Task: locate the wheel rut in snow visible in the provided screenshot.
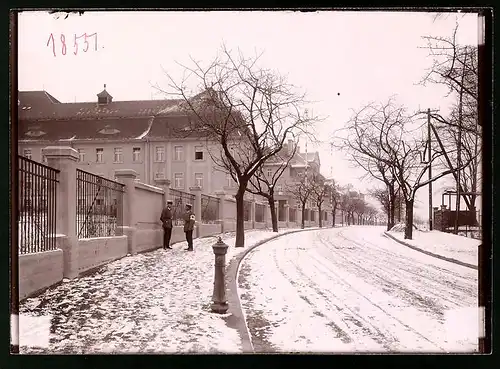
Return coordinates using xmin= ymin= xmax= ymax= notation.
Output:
xmin=271 ymin=247 xmax=396 ymax=351
xmin=329 ymin=231 xmax=477 ymax=307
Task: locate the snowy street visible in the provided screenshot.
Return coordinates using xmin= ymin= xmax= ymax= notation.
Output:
xmin=238 ymin=226 xmax=479 ymax=353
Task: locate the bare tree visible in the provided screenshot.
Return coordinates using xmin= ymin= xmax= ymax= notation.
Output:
xmin=329 ymin=179 xmax=341 ymax=228
xmin=333 ymin=106 xmax=401 ymax=230
xmin=288 ymin=174 xmax=314 ymax=229
xmin=246 ymin=143 xmax=298 ymax=232
xmin=369 ymin=187 xmax=392 ymax=230
xmin=419 ymin=23 xmax=481 ymax=223
xmin=158 ymin=45 xmax=317 ymax=247
xmin=340 ymin=98 xmax=474 ymax=239
xmin=311 ymin=173 xmax=330 ymax=228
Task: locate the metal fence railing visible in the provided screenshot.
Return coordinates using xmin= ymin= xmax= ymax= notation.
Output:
xmin=255 ymin=203 xmax=265 ymax=223
xmin=201 ymin=194 xmax=219 ymax=224
xmin=18 ymin=155 xmax=59 ymax=254
xmin=76 ymin=169 xmax=124 ymax=238
xmin=243 ymin=200 xmax=252 ymax=222
xmin=169 ymin=188 xmax=196 ymax=226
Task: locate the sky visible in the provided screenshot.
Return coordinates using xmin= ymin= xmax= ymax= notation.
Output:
xmin=17 ymin=10 xmax=479 ymax=217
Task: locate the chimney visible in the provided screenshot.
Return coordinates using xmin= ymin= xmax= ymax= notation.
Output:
xmin=288 ymin=139 xmax=294 ymax=154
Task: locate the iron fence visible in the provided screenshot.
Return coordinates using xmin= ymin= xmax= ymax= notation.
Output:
xmin=18 ymin=155 xmax=59 ymax=254
xmin=169 ymin=188 xmax=196 ymax=226
xmin=243 ymin=200 xmax=251 ymax=222
xmin=255 ymin=203 xmax=265 ymax=223
xmin=76 ymin=169 xmax=124 ymax=238
xmin=201 ymin=194 xmax=220 ymax=224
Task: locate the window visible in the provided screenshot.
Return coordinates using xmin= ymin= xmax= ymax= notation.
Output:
xmin=23 ymin=149 xmax=32 ymax=160
xmin=114 ymin=148 xmax=123 ymax=163
xmin=174 ymin=173 xmax=184 ymax=189
xmin=267 ymin=168 xmax=272 ymax=177
xmin=174 ymin=146 xmax=183 ymax=161
xmin=194 ymin=173 xmax=203 ymax=188
xmin=155 ymin=146 xmax=165 ymax=162
xmin=276 ymin=185 xmax=283 ymax=193
xmin=155 ymin=170 xmax=165 ymax=179
xmin=194 ymin=146 xmax=204 ymax=160
xmin=133 ymin=147 xmax=141 ymax=162
xmin=96 ymin=148 xmax=103 ymax=163
xmin=78 ymin=149 xmax=85 ymax=162
xmin=226 ymin=173 xmax=232 ymax=187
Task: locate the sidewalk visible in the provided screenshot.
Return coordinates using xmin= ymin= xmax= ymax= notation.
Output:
xmin=18 ymin=226 xmax=311 ymax=354
xmin=384 ymin=227 xmax=480 ymax=269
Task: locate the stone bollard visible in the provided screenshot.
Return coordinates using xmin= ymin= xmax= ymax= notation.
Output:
xmin=211 ymin=236 xmax=229 ymax=314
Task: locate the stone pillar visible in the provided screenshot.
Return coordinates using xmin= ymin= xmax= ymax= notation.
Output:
xmin=115 ymin=169 xmax=138 ymax=255
xmin=43 ymin=146 xmax=79 ymax=279
xmin=190 ymin=186 xmax=202 ymax=238
xmin=284 ymin=203 xmax=290 ymax=228
xmin=215 ymin=190 xmax=226 ymax=233
xmin=251 ymin=198 xmax=256 ymax=229
xmin=155 ymin=178 xmax=171 ymax=206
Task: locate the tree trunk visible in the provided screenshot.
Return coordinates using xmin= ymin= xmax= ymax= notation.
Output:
xmin=388 ymin=186 xmax=396 ymax=231
xmin=332 ymin=205 xmax=337 ymax=228
xmin=318 ymin=205 xmax=323 ymax=228
xmin=235 ymin=185 xmax=247 ymax=247
xmin=301 ymin=202 xmax=306 ymax=229
xmin=268 ymin=197 xmax=278 ymax=232
xmin=404 ymin=198 xmax=415 ymax=240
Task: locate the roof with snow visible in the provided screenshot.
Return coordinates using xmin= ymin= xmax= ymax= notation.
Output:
xmin=19 ymin=117 xmax=155 ymax=141
xmin=17 ymin=88 xmax=249 ymax=142
xmin=18 ymin=90 xmax=183 ymax=121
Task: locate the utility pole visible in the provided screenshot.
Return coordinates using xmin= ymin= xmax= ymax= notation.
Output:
xmin=422 ymin=108 xmax=439 ymax=230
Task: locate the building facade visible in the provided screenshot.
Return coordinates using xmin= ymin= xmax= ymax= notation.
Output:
xmin=18 ymin=87 xmax=329 ymax=221
xmin=18 ymin=87 xmax=237 ymax=195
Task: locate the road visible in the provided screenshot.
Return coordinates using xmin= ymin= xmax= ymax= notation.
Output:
xmin=237 ymin=226 xmax=478 ymax=353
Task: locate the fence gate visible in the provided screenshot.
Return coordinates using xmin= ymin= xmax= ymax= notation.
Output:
xmin=18 ymin=155 xmax=59 ymax=254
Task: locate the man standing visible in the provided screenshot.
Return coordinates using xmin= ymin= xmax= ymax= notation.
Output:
xmin=183 ymin=203 xmax=196 ymax=251
xmin=160 ymin=200 xmax=173 ymax=250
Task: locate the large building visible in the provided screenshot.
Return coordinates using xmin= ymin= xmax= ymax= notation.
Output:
xmin=18 ymin=86 xmax=239 ymax=195
xmin=18 ymin=86 xmax=325 ymax=214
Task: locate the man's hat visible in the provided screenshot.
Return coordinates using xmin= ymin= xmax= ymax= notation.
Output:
xmin=167 ymin=200 xmax=173 ymax=204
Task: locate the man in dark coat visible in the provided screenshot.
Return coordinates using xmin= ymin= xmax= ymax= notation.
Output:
xmin=183 ymin=203 xmax=196 ymax=251
xmin=160 ymin=200 xmax=173 ymax=249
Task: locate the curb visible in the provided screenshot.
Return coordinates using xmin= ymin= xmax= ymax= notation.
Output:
xmin=383 ymin=231 xmax=478 ymax=270
xmin=225 ymin=227 xmax=321 ymax=353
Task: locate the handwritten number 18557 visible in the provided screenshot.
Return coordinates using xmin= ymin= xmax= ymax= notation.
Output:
xmin=47 ymin=33 xmax=98 ymax=57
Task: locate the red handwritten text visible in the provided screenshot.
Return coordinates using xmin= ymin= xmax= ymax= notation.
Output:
xmin=47 ymin=33 xmax=98 ymax=57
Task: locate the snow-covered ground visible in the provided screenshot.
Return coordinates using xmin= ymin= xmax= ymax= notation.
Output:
xmin=387 ymin=226 xmax=480 ymax=266
xmin=238 ymin=226 xmax=479 ymax=353
xmin=19 ymin=227 xmax=303 ymax=354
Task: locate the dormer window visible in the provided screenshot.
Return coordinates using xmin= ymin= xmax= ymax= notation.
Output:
xmin=97 ymin=84 xmax=113 ymax=106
